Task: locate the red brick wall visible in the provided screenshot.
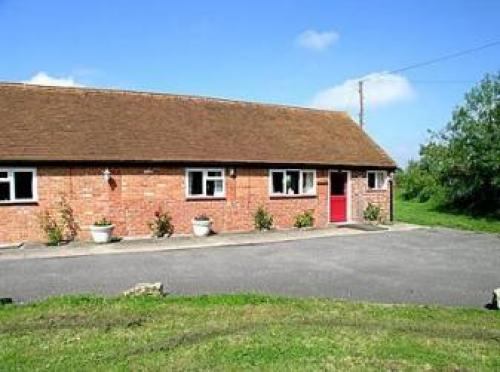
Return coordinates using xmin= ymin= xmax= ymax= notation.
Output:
xmin=350 ymin=170 xmax=391 ymax=222
xmin=0 ymin=166 xmax=390 ymax=243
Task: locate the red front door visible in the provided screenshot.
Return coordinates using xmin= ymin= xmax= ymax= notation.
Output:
xmin=330 ymin=172 xmax=347 ymax=222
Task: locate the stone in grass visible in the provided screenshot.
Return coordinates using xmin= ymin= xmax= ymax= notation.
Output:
xmin=123 ymin=282 xmax=166 ymax=297
xmin=492 ymin=288 xmax=500 ymax=310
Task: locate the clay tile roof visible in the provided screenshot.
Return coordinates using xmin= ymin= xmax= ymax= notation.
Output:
xmin=0 ymin=83 xmax=396 ymax=168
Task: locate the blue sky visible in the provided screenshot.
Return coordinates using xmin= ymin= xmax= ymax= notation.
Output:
xmin=1 ymin=0 xmax=499 ymax=166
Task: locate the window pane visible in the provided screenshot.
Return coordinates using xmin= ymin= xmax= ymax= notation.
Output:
xmin=302 ymin=172 xmax=314 ymax=194
xmin=188 ymin=171 xmax=203 ymax=195
xmin=272 ymin=172 xmax=284 ymax=194
xmin=0 ymin=182 xmax=10 ymax=201
xmin=0 ymin=172 xmax=7 ymax=178
xmin=207 ymin=171 xmax=222 ymax=177
xmin=331 ymin=172 xmax=346 ymax=195
xmin=376 ymin=172 xmax=386 ymax=188
xmin=206 ymin=180 xmax=214 ymax=196
xmin=286 ymin=171 xmax=299 ymax=195
xmin=214 ymin=180 xmax=223 ymax=195
xmin=14 ymin=172 xmax=33 ymax=199
xmin=207 ymin=179 xmax=223 ymax=196
xmin=367 ymin=172 xmax=376 ymax=189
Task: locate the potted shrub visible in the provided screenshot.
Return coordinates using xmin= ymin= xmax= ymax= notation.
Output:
xmin=89 ymin=218 xmax=115 ymax=243
xmin=192 ymin=214 xmax=212 ymax=237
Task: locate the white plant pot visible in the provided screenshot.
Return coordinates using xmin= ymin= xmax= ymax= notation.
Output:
xmin=89 ymin=225 xmax=115 ymax=243
xmin=192 ymin=219 xmax=212 ymax=237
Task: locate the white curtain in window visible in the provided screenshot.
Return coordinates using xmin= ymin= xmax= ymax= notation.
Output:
xmin=302 ymin=171 xmax=314 ymax=194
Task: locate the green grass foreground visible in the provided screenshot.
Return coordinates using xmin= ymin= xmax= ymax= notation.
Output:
xmin=395 ymin=195 xmax=500 ymax=234
xmin=1 ymin=294 xmax=499 ymax=370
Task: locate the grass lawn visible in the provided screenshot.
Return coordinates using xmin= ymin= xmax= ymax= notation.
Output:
xmin=1 ymin=295 xmax=499 ymax=370
xmin=395 ymin=195 xmax=500 ymax=234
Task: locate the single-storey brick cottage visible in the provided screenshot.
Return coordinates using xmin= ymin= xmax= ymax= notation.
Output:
xmin=0 ymin=83 xmax=396 ymax=243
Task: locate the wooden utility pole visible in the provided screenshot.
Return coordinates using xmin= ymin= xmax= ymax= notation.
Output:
xmin=358 ymin=80 xmax=364 ymax=129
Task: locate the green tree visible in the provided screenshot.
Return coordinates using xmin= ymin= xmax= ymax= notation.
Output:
xmin=395 ymin=160 xmax=439 ymax=202
xmin=419 ymin=72 xmax=500 ymax=214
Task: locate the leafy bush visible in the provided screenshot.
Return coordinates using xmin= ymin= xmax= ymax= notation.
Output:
xmin=38 ymin=210 xmax=64 ymax=246
xmin=59 ymin=196 xmax=79 ymax=240
xmin=38 ymin=196 xmax=79 ymax=246
xmin=363 ymin=203 xmax=381 ymax=223
xmin=294 ymin=210 xmax=314 ymax=228
xmin=254 ymin=206 xmax=274 ymax=230
xmin=395 ymin=162 xmax=441 ymax=203
xmin=148 ymin=209 xmax=174 ymax=238
xmin=93 ymin=218 xmax=113 ymax=226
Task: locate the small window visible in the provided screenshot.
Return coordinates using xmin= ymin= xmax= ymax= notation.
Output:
xmin=206 ymin=179 xmax=223 ymax=196
xmin=367 ymin=171 xmax=387 ymax=190
xmin=0 ymin=182 xmax=10 ymax=201
xmin=302 ymin=171 xmax=315 ymax=194
xmin=14 ymin=172 xmax=34 ymax=199
xmin=0 ymin=168 xmax=37 ymax=203
xmin=286 ymin=171 xmax=300 ymax=195
xmin=207 ymin=171 xmax=222 ymax=177
xmin=188 ymin=171 xmax=203 ymax=195
xmin=269 ymin=170 xmax=316 ymax=196
xmin=186 ymin=168 xmax=225 ymax=198
xmin=272 ymin=171 xmax=284 ymax=194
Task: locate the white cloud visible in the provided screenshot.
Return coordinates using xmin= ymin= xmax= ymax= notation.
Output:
xmin=296 ymin=29 xmax=339 ymax=51
xmin=310 ymin=72 xmax=414 ymax=111
xmin=23 ymin=72 xmax=83 ymax=87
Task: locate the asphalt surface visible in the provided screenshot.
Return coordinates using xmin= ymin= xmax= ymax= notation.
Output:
xmin=1 ymin=228 xmax=499 ymax=307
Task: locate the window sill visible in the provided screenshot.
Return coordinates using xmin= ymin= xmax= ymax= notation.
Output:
xmin=270 ymin=194 xmax=317 ymax=199
xmin=0 ymin=200 xmax=38 ymax=206
xmin=366 ymin=188 xmax=387 ymax=193
xmin=185 ymin=196 xmax=226 ymax=201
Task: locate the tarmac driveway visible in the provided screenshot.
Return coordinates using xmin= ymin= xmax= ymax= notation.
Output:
xmin=0 ymin=228 xmax=498 ymax=307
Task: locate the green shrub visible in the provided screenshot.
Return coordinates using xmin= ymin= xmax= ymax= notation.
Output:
xmin=254 ymin=206 xmax=274 ymax=230
xmin=395 ymin=162 xmax=440 ymax=202
xmin=38 ymin=196 xmax=79 ymax=246
xmin=148 ymin=209 xmax=174 ymax=238
xmin=59 ymin=196 xmax=79 ymax=240
xmin=363 ymin=203 xmax=381 ymax=223
xmin=294 ymin=210 xmax=314 ymax=228
xmin=38 ymin=210 xmax=64 ymax=246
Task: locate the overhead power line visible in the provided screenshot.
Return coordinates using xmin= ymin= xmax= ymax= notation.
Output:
xmin=388 ymin=39 xmax=500 ymax=74
xmin=408 ymin=80 xmax=476 ymax=84
xmin=357 ymin=39 xmax=500 ymax=129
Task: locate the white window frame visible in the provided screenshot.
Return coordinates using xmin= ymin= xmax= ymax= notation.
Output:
xmin=185 ymin=168 xmax=225 ymax=199
xmin=269 ymin=169 xmax=316 ymax=197
xmin=0 ymin=167 xmax=38 ymax=204
xmin=367 ymin=170 xmax=387 ymax=190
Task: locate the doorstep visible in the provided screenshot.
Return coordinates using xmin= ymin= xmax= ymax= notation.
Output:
xmin=0 ymin=223 xmax=423 ymax=261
